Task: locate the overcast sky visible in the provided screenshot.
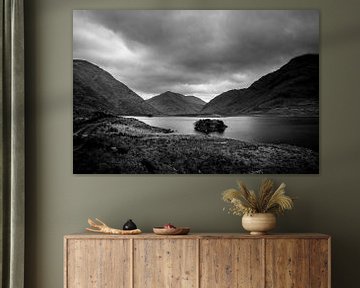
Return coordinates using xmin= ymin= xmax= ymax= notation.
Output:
xmin=73 ymin=10 xmax=319 ymax=102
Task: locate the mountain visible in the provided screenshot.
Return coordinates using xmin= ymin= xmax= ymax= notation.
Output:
xmin=184 ymin=96 xmax=207 ymax=107
xmin=146 ymin=91 xmax=206 ymax=115
xmin=73 ymin=59 xmax=159 ymax=117
xmin=201 ymin=54 xmax=319 ymax=116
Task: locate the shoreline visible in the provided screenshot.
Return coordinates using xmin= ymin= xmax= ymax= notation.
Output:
xmin=122 ymin=114 xmax=319 ymax=119
xmin=123 ymin=115 xmax=319 ymax=152
xmin=73 ymin=115 xmax=319 ymax=174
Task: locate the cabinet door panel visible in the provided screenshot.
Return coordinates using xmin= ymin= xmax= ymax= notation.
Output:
xmin=265 ymin=239 xmax=310 ymax=288
xmin=310 ymin=239 xmax=329 ymax=288
xmin=134 ymin=239 xmax=198 ymax=288
xmin=200 ymin=239 xmax=264 ymax=288
xmin=66 ymin=239 xmax=131 ymax=288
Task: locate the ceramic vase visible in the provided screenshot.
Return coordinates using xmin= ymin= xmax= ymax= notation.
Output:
xmin=242 ymin=213 xmax=276 ymax=235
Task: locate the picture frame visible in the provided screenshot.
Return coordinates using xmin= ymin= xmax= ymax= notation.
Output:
xmin=73 ymin=10 xmax=319 ymax=174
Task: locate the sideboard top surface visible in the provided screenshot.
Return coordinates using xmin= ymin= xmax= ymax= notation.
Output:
xmin=64 ymin=232 xmax=330 ymax=240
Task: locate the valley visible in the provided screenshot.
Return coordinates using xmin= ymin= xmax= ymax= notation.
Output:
xmin=73 ymin=54 xmax=319 ymax=174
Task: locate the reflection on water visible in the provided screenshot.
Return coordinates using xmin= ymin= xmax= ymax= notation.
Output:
xmin=128 ymin=116 xmax=319 ymax=151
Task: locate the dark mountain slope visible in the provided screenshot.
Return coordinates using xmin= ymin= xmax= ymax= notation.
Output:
xmin=73 ymin=59 xmax=159 ymax=117
xmin=201 ymin=54 xmax=319 ymax=116
xmin=146 ymin=91 xmax=206 ymax=115
xmin=184 ymin=96 xmax=207 ymax=106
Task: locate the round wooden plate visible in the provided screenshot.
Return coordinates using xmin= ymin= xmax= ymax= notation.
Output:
xmin=153 ymin=227 xmax=190 ymax=235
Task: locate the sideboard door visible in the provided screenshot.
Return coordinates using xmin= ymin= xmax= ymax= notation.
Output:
xmin=66 ymin=239 xmax=131 ymax=288
xmin=200 ymin=239 xmax=264 ymax=288
xmin=133 ymin=239 xmax=198 ymax=288
xmin=265 ymin=238 xmax=329 ymax=288
xmin=266 ymin=239 xmax=309 ymax=288
xmin=310 ymin=239 xmax=330 ymax=288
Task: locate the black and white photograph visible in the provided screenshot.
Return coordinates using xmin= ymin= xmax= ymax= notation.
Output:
xmin=73 ymin=10 xmax=319 ymax=174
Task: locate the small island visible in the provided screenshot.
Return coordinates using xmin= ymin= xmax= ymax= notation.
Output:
xmin=194 ymin=119 xmax=228 ymax=134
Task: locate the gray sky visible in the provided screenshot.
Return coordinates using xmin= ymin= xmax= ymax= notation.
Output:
xmin=73 ymin=10 xmax=319 ymax=102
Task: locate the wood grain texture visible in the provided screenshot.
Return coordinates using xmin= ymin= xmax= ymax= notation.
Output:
xmin=265 ymin=239 xmax=310 ymax=288
xmin=133 ymin=239 xmax=197 ymax=288
xmin=65 ymin=233 xmax=330 ymax=240
xmin=64 ymin=239 xmax=68 ymax=288
xmin=200 ymin=239 xmax=264 ymax=288
xmin=310 ymin=239 xmax=329 ymax=288
xmin=66 ymin=239 xmax=131 ymax=288
xmin=64 ymin=234 xmax=331 ymax=288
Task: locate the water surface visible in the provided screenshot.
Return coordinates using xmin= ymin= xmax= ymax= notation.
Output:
xmin=129 ymin=116 xmax=319 ymax=151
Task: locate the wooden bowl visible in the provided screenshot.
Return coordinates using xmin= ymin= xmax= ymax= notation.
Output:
xmin=153 ymin=227 xmax=190 ymax=235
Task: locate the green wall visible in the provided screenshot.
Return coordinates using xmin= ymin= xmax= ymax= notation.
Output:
xmin=24 ymin=0 xmax=360 ymax=287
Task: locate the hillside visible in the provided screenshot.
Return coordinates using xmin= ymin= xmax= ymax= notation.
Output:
xmin=201 ymin=54 xmax=319 ymax=116
xmin=146 ymin=91 xmax=206 ymax=115
xmin=73 ymin=59 xmax=159 ymax=117
xmin=184 ymin=95 xmax=207 ymax=107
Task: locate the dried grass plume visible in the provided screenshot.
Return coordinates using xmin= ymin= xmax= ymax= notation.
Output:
xmin=222 ymin=179 xmax=294 ymax=216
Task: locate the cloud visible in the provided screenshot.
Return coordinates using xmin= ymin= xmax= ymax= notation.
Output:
xmin=73 ymin=10 xmax=319 ymax=101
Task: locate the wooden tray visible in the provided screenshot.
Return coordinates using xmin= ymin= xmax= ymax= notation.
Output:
xmin=153 ymin=227 xmax=190 ymax=235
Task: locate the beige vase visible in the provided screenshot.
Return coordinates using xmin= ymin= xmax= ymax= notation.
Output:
xmin=242 ymin=213 xmax=276 ymax=235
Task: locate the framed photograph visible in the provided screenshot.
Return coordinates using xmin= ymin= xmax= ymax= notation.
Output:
xmin=73 ymin=10 xmax=319 ymax=174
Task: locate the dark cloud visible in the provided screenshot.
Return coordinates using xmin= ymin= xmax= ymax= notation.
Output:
xmin=73 ymin=10 xmax=319 ymax=101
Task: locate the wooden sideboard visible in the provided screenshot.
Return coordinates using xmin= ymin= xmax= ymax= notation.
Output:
xmin=64 ymin=233 xmax=330 ymax=288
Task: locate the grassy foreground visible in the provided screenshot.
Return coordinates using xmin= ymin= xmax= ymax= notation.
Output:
xmin=73 ymin=115 xmax=319 ymax=174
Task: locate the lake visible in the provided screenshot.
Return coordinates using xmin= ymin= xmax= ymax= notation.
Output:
xmin=129 ymin=116 xmax=319 ymax=151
